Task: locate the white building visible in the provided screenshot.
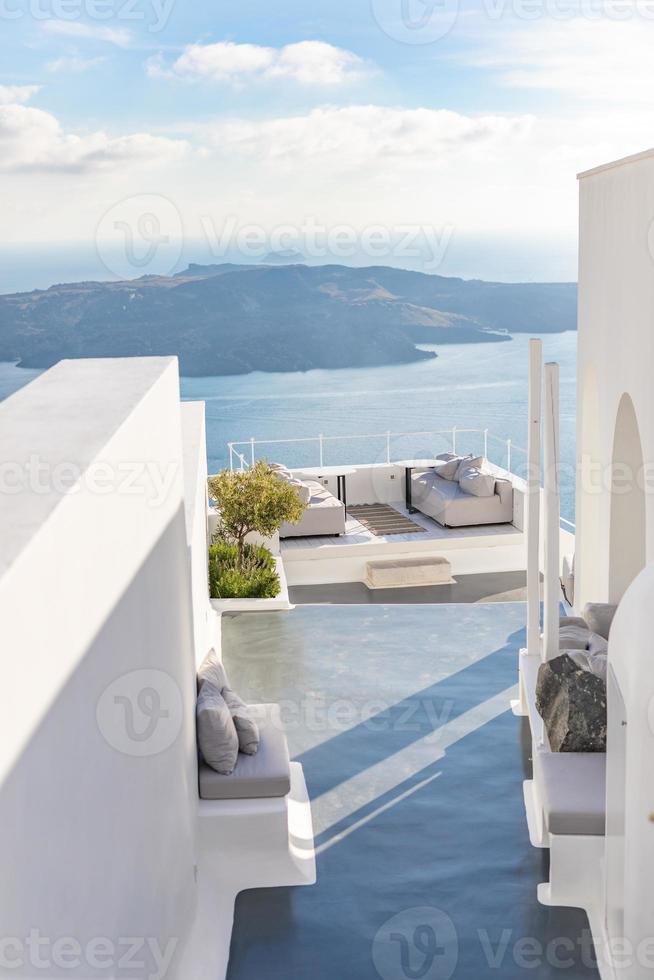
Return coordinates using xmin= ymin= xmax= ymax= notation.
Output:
xmin=576 ymin=149 xmax=654 ymax=609
xmin=3 ymin=150 xmax=654 ymax=980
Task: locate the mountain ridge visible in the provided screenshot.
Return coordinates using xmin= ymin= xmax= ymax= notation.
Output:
xmin=0 ymin=262 xmax=577 ymax=377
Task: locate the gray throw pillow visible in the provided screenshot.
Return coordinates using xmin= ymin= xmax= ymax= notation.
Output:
xmin=434 ymin=453 xmax=461 ymax=481
xmin=559 ymin=616 xmax=588 ymax=630
xmin=455 ymin=454 xmax=484 ymax=479
xmin=197 ymin=682 xmax=239 ymax=774
xmin=222 ymin=687 xmax=260 ymax=756
xmin=587 ymin=632 xmax=609 ymax=656
xmin=458 ymin=466 xmax=496 ymax=498
xmin=568 ymin=649 xmax=608 ymax=683
xmin=197 ymin=649 xmax=229 ymax=694
xmin=289 ymin=478 xmax=311 ymax=505
xmin=583 ymin=603 xmax=617 ymax=641
xmin=559 ymin=624 xmax=591 ymax=650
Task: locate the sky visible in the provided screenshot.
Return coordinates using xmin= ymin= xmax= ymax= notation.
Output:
xmin=1 ymin=0 xmax=653 ymax=286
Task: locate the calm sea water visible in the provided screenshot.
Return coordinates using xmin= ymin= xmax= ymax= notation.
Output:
xmin=0 ymin=331 xmax=577 ymax=519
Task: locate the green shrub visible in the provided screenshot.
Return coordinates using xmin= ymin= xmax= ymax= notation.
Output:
xmin=207 ymin=461 xmax=306 ymax=568
xmin=208 ymin=541 xmax=281 ymax=600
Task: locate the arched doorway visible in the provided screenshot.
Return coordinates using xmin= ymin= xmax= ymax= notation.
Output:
xmin=609 ymin=394 xmax=646 ymax=603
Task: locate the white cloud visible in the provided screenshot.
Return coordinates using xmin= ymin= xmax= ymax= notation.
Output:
xmin=152 ymin=39 xmax=369 ymax=86
xmin=0 ymin=101 xmax=188 ymax=173
xmin=467 ymin=17 xmax=654 ymax=104
xmin=42 ymin=20 xmax=131 ymax=47
xmin=47 ymin=55 xmax=107 ymax=73
xmin=201 ymin=104 xmax=534 ymax=168
xmin=0 ymin=85 xmax=40 ymax=106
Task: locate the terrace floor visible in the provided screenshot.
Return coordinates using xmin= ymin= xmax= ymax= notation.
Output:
xmin=280 ymin=503 xmax=523 ymax=553
xmin=222 ymin=604 xmax=599 ymax=980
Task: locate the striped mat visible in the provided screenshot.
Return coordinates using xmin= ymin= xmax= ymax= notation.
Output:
xmin=347 ymin=504 xmax=427 ymax=536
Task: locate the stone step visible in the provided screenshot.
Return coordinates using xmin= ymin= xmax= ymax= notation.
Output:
xmin=365 ymin=556 xmax=455 ymax=589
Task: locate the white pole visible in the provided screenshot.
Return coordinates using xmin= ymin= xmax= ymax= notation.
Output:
xmin=543 ymin=361 xmax=561 ymax=662
xmin=527 ymin=339 xmax=542 ymax=658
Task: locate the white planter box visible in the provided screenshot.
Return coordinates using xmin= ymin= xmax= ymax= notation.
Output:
xmin=209 ymin=556 xmax=292 ymax=613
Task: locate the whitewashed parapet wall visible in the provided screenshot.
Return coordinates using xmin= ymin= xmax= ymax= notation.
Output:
xmin=0 ymin=358 xmax=203 ymax=980
xmin=576 ymin=150 xmax=654 ymax=609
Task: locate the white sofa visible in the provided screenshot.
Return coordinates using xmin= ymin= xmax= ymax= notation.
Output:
xmin=410 ymin=464 xmax=514 ymax=527
xmin=279 ymin=479 xmax=345 ymax=538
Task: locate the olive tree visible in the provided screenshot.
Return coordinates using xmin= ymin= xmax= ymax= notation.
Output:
xmin=208 ymin=461 xmax=306 ymax=567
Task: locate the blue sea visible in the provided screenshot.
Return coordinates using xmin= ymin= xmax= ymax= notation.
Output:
xmin=0 ymin=331 xmax=577 ymax=520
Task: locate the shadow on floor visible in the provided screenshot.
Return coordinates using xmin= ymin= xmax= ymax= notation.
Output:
xmin=289 ymin=570 xmax=529 ymax=605
xmin=224 ymin=604 xmax=598 ymax=980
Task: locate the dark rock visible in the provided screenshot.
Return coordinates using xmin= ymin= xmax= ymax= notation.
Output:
xmin=536 ymin=653 xmax=607 ymax=752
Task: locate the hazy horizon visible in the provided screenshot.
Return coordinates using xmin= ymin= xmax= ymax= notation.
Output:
xmin=0 ymin=233 xmax=578 ymax=295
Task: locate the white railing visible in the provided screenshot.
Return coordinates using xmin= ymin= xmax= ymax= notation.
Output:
xmin=227 ymin=427 xmax=527 ymax=474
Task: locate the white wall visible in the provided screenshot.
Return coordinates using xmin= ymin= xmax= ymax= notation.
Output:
xmin=0 ymin=358 xmax=201 ymax=979
xmin=181 ymin=401 xmax=214 ymax=667
xmin=576 ymin=151 xmax=654 ymax=608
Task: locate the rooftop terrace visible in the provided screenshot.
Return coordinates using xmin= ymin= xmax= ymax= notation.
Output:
xmin=222 ymin=603 xmax=598 ymax=980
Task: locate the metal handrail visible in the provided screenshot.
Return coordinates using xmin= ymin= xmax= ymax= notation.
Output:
xmin=227 ymin=427 xmax=527 ymax=472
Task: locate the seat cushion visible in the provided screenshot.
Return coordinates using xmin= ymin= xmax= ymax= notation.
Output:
xmin=536 ymin=751 xmax=606 ymax=836
xmin=199 ymin=703 xmax=291 ymax=800
xmin=458 ymin=467 xmax=496 ymax=498
xmin=279 ymin=483 xmax=345 ymax=537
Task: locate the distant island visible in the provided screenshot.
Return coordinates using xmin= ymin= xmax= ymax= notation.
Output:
xmin=0 ymin=263 xmax=577 ymax=377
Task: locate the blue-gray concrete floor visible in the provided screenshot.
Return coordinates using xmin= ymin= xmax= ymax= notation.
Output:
xmin=223 ymin=604 xmax=599 ymax=980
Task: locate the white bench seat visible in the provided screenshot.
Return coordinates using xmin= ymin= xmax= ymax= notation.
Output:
xmin=535 ymin=751 xmax=606 ymax=837
xmin=199 ymin=703 xmax=291 ymax=801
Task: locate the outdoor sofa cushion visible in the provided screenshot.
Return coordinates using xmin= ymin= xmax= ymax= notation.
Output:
xmin=279 ymin=480 xmax=345 ymax=538
xmin=535 ymin=751 xmax=606 ymax=836
xmin=583 ymin=603 xmax=617 ymax=641
xmin=433 ymin=453 xmax=461 ymax=480
xmin=199 ymin=703 xmax=291 ymax=800
xmin=197 ymin=648 xmax=228 ymax=694
xmin=559 ymin=624 xmax=592 ymax=651
xmin=411 ymin=469 xmax=513 ymax=527
xmin=197 ymin=682 xmax=239 ymax=775
xmin=458 ymin=466 xmax=496 ymax=497
xmin=433 ymin=453 xmax=484 ymax=481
